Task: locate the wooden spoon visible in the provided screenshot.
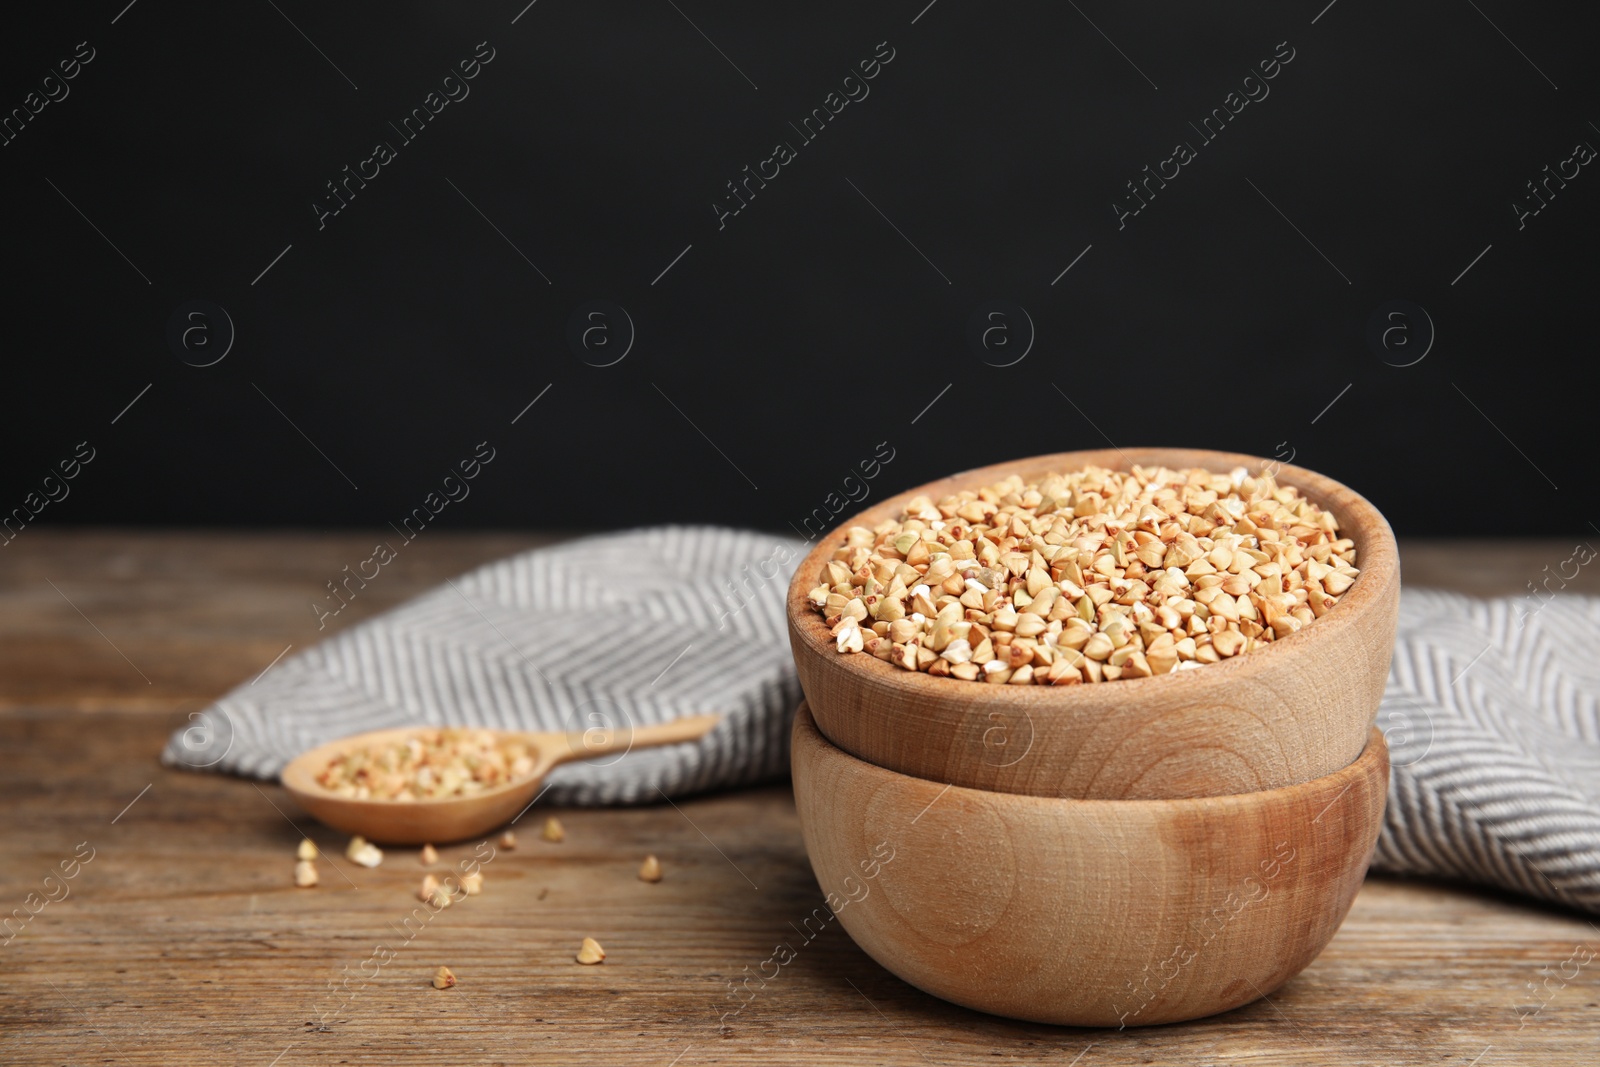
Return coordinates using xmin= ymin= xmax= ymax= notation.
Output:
xmin=280 ymin=714 xmax=721 ymax=844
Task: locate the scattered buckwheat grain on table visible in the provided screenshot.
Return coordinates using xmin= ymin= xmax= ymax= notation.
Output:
xmin=345 ymin=835 xmax=383 ymax=868
xmin=808 ymin=465 xmax=1359 ymax=684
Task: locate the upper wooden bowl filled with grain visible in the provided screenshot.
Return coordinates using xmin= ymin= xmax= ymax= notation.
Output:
xmin=785 ymin=448 xmax=1400 ymax=799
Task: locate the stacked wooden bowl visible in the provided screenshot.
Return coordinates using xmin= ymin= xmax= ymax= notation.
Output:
xmin=785 ymin=448 xmax=1400 ymax=1027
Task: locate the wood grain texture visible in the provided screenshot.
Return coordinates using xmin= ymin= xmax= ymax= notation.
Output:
xmin=788 ymin=449 xmax=1402 ymax=799
xmin=0 ymin=529 xmax=560 ymax=713
xmin=792 ymin=704 xmax=1388 ymax=1026
xmin=1 ymin=532 xmax=1597 ymax=1065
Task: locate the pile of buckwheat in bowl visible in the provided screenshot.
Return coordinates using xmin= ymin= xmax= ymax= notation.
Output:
xmin=806 ymin=464 xmax=1360 ymax=685
xmin=315 ymin=728 xmax=538 ymax=801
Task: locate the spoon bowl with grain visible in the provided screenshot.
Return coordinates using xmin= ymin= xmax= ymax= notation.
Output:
xmin=281 ymin=714 xmax=721 ymax=844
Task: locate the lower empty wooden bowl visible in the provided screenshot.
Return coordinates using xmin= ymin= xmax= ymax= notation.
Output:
xmin=788 ymin=448 xmax=1400 ymax=800
xmin=791 ymin=702 xmax=1388 ymax=1027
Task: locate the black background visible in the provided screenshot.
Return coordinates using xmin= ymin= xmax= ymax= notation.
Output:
xmin=2 ymin=2 xmax=1592 ymax=538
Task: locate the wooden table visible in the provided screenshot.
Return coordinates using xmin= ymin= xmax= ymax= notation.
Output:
xmin=2 ymin=532 xmax=1597 ymax=1066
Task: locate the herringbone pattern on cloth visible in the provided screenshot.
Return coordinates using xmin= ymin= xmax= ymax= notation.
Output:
xmin=1371 ymin=588 xmax=1600 ymax=914
xmin=163 ymin=528 xmax=804 ymax=804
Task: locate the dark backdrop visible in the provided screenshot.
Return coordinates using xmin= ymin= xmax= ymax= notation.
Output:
xmin=2 ymin=2 xmax=1593 ymax=538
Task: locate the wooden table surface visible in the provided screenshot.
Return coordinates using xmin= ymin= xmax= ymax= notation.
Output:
xmin=2 ymin=531 xmax=1597 ymax=1066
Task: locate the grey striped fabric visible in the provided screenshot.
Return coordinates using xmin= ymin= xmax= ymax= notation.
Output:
xmin=165 ymin=529 xmax=1600 ymax=915
xmin=162 ymin=527 xmax=805 ymax=805
xmin=1372 ymin=588 xmax=1600 ymax=915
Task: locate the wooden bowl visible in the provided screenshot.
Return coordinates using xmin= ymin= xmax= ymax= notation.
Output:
xmin=791 ymin=702 xmax=1388 ymax=1027
xmin=786 ymin=448 xmax=1399 ymax=799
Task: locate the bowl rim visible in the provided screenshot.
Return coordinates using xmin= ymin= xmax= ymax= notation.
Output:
xmin=792 ymin=701 xmax=1389 ymax=808
xmin=786 ymin=446 xmax=1399 ymax=709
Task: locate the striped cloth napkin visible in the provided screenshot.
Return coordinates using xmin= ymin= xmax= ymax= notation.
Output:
xmin=163 ymin=527 xmax=1600 ymax=916
xmin=1371 ymin=588 xmax=1600 ymax=914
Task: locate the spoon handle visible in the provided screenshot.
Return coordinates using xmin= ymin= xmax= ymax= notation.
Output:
xmin=546 ymin=713 xmax=722 ymax=768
